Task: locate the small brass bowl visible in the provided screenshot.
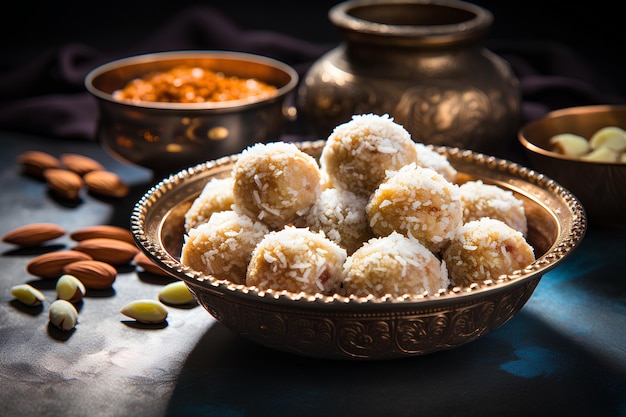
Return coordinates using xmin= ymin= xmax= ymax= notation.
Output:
xmin=131 ymin=141 xmax=586 ymax=360
xmin=85 ymin=51 xmax=298 ymax=175
xmin=518 ymin=105 xmax=626 ymax=228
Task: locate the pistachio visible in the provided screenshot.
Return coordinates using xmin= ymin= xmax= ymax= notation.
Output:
xmin=56 ymin=274 xmax=86 ymax=303
xmin=11 ymin=284 xmax=45 ymax=306
xmin=120 ymin=299 xmax=168 ymax=324
xmin=49 ymin=299 xmax=78 ymax=331
xmin=158 ymin=281 xmax=196 ymax=305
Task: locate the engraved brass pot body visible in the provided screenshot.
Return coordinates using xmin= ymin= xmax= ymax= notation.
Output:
xmin=298 ymin=0 xmax=521 ymax=154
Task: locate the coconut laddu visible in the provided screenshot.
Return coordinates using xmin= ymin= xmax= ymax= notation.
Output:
xmin=231 ymin=142 xmax=322 ymax=230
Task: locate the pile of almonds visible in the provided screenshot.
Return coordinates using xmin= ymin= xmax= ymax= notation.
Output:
xmin=17 ymin=150 xmax=130 ymax=199
xmin=5 ymin=149 xmax=197 ymax=332
xmin=549 ymin=125 xmax=626 ymax=162
xmin=4 ymin=222 xmax=195 ymax=331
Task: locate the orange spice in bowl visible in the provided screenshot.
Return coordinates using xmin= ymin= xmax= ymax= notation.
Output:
xmin=113 ymin=65 xmax=277 ymax=104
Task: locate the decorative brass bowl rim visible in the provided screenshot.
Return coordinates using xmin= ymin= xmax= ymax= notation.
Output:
xmin=131 ymin=140 xmax=586 ymax=308
xmin=84 ymin=50 xmax=299 ymax=111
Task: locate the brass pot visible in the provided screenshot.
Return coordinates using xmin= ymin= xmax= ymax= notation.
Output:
xmin=297 ymin=0 xmax=521 ymax=154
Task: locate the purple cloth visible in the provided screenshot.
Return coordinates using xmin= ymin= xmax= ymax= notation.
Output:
xmin=1 ymin=5 xmax=624 ymax=141
xmin=490 ymin=39 xmax=626 ymax=121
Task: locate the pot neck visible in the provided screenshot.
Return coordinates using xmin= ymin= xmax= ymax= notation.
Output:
xmin=330 ymin=0 xmax=493 ymax=49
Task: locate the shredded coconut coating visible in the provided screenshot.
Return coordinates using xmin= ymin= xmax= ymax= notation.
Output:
xmin=442 ymin=218 xmax=535 ymax=287
xmin=184 ymin=176 xmax=235 ymax=233
xmin=181 ymin=210 xmax=269 ymax=284
xmin=301 ymin=187 xmax=374 ymax=255
xmin=232 ymin=142 xmax=322 ymax=229
xmin=246 ymin=226 xmax=347 ymax=295
xmin=320 ymin=114 xmax=418 ymax=198
xmin=459 ymin=180 xmax=528 ymax=235
xmin=414 ymin=143 xmax=458 ymax=182
xmin=339 ymin=232 xmax=449 ymax=298
xmin=366 ymin=163 xmax=463 ymax=253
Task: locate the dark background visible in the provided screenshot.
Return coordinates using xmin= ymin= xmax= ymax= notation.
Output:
xmin=3 ymin=0 xmax=625 ymax=99
xmin=1 ymin=0 xmax=624 ymax=135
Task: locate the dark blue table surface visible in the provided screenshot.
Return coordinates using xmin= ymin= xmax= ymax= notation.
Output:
xmin=1 ymin=130 xmax=624 ymax=417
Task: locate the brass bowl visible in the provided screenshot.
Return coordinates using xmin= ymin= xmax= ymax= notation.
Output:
xmin=131 ymin=141 xmax=586 ymax=360
xmin=518 ymin=105 xmax=626 ymax=228
xmin=85 ymin=51 xmax=299 ymax=175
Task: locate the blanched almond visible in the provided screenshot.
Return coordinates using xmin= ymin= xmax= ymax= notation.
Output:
xmin=11 ymin=283 xmax=45 ymax=306
xmin=120 ymin=299 xmax=168 ymax=323
xmin=49 ymin=299 xmax=78 ymax=331
xmin=549 ymin=133 xmax=590 ymax=157
xmin=158 ymin=281 xmax=196 ymax=305
xmin=133 ymin=251 xmax=171 ymax=277
xmin=56 ymin=274 xmax=86 ymax=303
xmin=60 ymin=153 xmax=105 ymax=176
xmin=62 ymin=260 xmax=117 ymax=289
xmin=581 ymin=146 xmax=619 ymax=162
xmin=84 ymin=170 xmax=129 ymax=198
xmin=44 ymin=168 xmax=83 ymax=200
xmin=18 ymin=150 xmax=61 ymax=178
xmin=70 ymin=225 xmax=135 ymax=245
xmin=2 ymin=223 xmax=66 ymax=247
xmin=73 ymin=237 xmax=139 ymax=265
xmin=27 ymin=250 xmax=93 ymax=279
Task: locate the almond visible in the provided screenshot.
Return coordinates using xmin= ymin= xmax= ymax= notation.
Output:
xmin=133 ymin=251 xmax=172 ymax=277
xmin=60 ymin=153 xmax=105 ymax=176
xmin=44 ymin=168 xmax=83 ymax=200
xmin=73 ymin=237 xmax=139 ymax=265
xmin=70 ymin=225 xmax=135 ymax=245
xmin=158 ymin=281 xmax=196 ymax=305
xmin=56 ymin=274 xmax=86 ymax=303
xmin=83 ymin=170 xmax=129 ymax=198
xmin=11 ymin=283 xmax=46 ymax=306
xmin=120 ymin=299 xmax=168 ymax=324
xmin=2 ymin=223 xmax=66 ymax=247
xmin=17 ymin=150 xmax=61 ymax=178
xmin=62 ymin=259 xmax=117 ymax=289
xmin=49 ymin=299 xmax=78 ymax=331
xmin=27 ymin=250 xmax=93 ymax=279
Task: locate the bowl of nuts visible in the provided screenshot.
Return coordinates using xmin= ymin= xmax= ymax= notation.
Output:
xmin=85 ymin=50 xmax=299 ymax=175
xmin=132 ymin=115 xmax=586 ymax=360
xmin=518 ymin=105 xmax=626 ymax=228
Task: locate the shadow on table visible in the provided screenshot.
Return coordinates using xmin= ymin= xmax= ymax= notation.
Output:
xmin=164 ymin=307 xmax=625 ymax=417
